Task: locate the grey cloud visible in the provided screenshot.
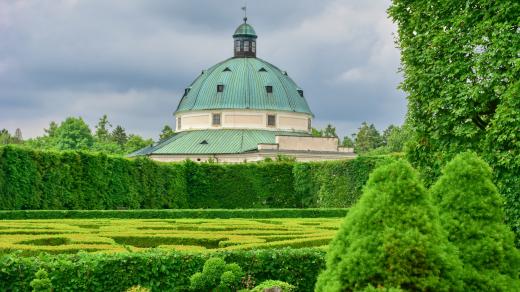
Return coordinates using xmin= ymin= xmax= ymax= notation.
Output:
xmin=0 ymin=0 xmax=405 ymax=139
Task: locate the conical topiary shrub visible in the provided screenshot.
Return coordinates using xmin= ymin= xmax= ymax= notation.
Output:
xmin=430 ymin=152 xmax=520 ymax=290
xmin=315 ymin=160 xmax=463 ymax=291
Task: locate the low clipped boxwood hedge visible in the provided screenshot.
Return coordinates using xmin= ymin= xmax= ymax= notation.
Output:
xmin=0 ymin=248 xmax=325 ymax=291
xmin=0 ymin=208 xmax=348 ymax=220
xmin=0 ymin=146 xmax=393 ymax=210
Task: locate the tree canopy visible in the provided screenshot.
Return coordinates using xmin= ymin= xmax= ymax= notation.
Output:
xmin=389 ymin=0 xmax=520 ymax=242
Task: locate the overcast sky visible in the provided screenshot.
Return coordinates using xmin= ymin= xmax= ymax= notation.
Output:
xmin=0 ymin=0 xmax=406 ymax=141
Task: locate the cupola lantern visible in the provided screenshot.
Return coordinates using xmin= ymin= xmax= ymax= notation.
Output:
xmin=233 ymin=17 xmax=257 ymax=58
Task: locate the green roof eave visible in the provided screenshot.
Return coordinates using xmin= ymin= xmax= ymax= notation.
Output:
xmin=131 ymin=129 xmax=312 ymax=156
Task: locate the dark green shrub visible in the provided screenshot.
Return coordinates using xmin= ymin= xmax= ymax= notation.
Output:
xmin=0 ymin=146 xmax=188 ymax=210
xmin=29 ymin=269 xmax=52 ymax=292
xmin=0 ymin=208 xmax=348 ymax=220
xmin=251 ymin=280 xmax=295 ymax=292
xmin=293 ymin=156 xmax=394 ymax=208
xmin=315 ymin=160 xmax=463 ymax=291
xmin=0 ymin=248 xmax=324 ymax=291
xmin=190 ymin=258 xmax=244 ymax=291
xmin=0 ymin=146 xmax=387 ymax=210
xmin=431 ymin=152 xmax=520 ymax=290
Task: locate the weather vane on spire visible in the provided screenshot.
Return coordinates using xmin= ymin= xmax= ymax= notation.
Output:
xmin=241 ymin=2 xmax=248 ymax=23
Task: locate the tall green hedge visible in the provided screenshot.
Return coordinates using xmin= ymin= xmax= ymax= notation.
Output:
xmin=293 ymin=156 xmax=395 ymax=208
xmin=0 ymin=248 xmax=325 ymax=292
xmin=0 ymin=146 xmax=188 ymax=210
xmin=0 ymin=146 xmax=389 ymax=210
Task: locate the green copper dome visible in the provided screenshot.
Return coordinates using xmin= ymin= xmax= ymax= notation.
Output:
xmin=175 ymin=57 xmax=313 ymax=115
xmin=233 ymin=23 xmax=257 ymax=38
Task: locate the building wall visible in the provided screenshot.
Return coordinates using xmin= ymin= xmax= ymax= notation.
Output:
xmin=150 ymin=151 xmax=356 ymax=163
xmin=176 ymin=110 xmax=311 ymax=132
xmin=276 ymin=136 xmax=339 ymax=152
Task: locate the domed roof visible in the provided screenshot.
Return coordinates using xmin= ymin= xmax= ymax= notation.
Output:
xmin=233 ymin=23 xmax=257 ymax=38
xmin=175 ymin=57 xmax=313 ymax=115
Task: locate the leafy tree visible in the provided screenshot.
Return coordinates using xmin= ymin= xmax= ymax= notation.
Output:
xmin=385 ymin=125 xmax=412 ymax=153
xmin=0 ymin=129 xmax=11 ymax=145
xmin=354 ymin=122 xmax=383 ymax=153
xmin=315 ymin=160 xmax=463 ymax=291
xmin=341 ymin=136 xmax=354 ymax=148
xmin=44 ymin=121 xmax=58 ymax=138
xmin=431 ymin=152 xmax=520 ymax=290
xmin=54 ymin=117 xmax=94 ymax=150
xmin=388 ymin=0 xmax=520 ymax=241
xmin=323 ymin=124 xmax=338 ymax=138
xmin=311 ymin=127 xmax=323 ymax=137
xmin=159 ymin=125 xmax=175 ymax=141
xmin=125 ymin=134 xmax=153 ymax=153
xmin=11 ymin=128 xmax=23 ymax=144
xmin=95 ymin=114 xmax=112 ymax=141
xmin=111 ymin=125 xmax=128 ymax=147
xmin=382 ymin=124 xmax=397 ymax=145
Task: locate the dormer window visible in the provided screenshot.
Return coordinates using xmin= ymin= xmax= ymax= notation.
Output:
xmin=297 ymin=89 xmax=304 ymax=97
xmin=266 ymin=86 xmax=273 ymax=94
xmin=259 ymin=67 xmax=267 ymax=72
xmin=184 ymin=88 xmax=191 ymax=96
xmin=217 ymin=84 xmax=224 ymax=92
xmin=223 ymin=67 xmax=231 ymax=72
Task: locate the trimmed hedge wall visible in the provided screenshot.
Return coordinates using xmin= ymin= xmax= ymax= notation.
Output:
xmin=0 ymin=248 xmax=325 ymax=291
xmin=0 ymin=147 xmax=188 ymax=210
xmin=0 ymin=146 xmax=392 ymax=210
xmin=0 ymin=208 xmax=348 ymax=220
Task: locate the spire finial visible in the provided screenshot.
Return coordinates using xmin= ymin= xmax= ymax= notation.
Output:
xmin=241 ymin=4 xmax=247 ymax=23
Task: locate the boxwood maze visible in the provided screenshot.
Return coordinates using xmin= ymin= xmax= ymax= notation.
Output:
xmin=0 ymin=218 xmax=341 ymax=254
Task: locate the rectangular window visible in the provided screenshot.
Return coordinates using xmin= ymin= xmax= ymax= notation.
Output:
xmin=212 ymin=113 xmax=221 ymax=126
xmin=235 ymin=40 xmax=241 ymax=52
xmin=267 ymin=114 xmax=276 ymax=127
xmin=244 ymin=41 xmax=249 ymax=52
xmin=252 ymin=41 xmax=256 ymax=53
xmin=266 ymin=85 xmax=273 ymax=94
xmin=308 ymin=118 xmax=311 ymax=131
xmin=217 ymin=84 xmax=224 ymax=92
xmin=177 ymin=117 xmax=182 ymax=130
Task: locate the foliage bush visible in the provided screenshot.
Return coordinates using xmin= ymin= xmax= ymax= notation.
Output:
xmin=0 ymin=146 xmax=387 ymax=210
xmin=431 ymin=152 xmax=520 ymax=290
xmin=0 ymin=248 xmax=324 ymax=292
xmin=189 ymin=258 xmax=244 ymax=291
xmin=315 ymin=160 xmax=463 ymax=291
xmin=251 ymin=280 xmax=295 ymax=292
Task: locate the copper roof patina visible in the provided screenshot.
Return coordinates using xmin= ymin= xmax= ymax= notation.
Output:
xmin=175 ymin=57 xmax=313 ymax=116
xmin=129 ymin=129 xmax=312 ymax=156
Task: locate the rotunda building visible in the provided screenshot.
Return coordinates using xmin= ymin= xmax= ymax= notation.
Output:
xmin=131 ymin=19 xmax=354 ymax=162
